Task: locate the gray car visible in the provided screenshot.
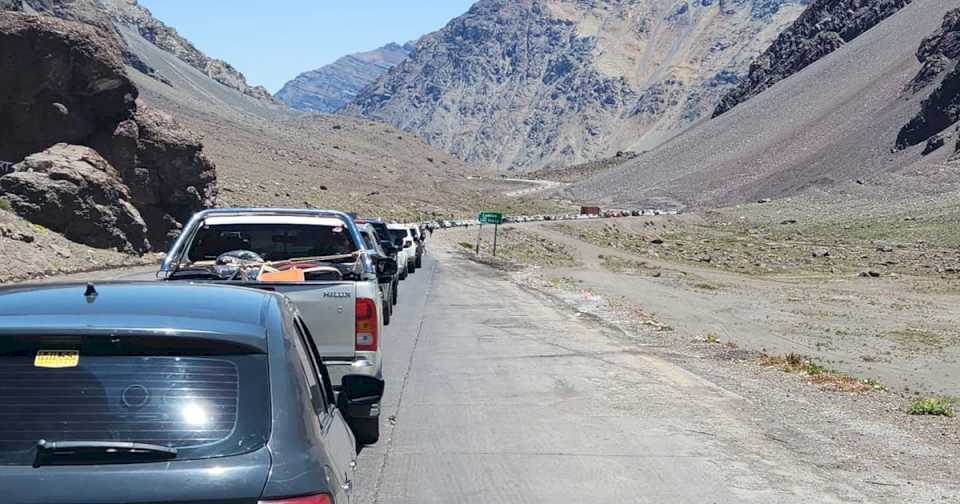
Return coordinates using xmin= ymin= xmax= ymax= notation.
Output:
xmin=0 ymin=282 xmax=383 ymax=504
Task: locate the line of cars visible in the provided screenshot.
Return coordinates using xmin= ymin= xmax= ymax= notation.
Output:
xmin=0 ymin=207 xmax=429 ymax=504
xmin=426 ymin=208 xmax=679 ymax=230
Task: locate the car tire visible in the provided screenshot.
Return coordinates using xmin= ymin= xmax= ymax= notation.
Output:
xmin=383 ymin=299 xmax=391 ymax=326
xmin=392 ymin=282 xmax=399 ymax=306
xmin=353 ymin=416 xmax=380 ymax=447
xmin=415 ymin=255 xmax=422 ymax=268
xmin=407 ymin=263 xmax=415 ymax=274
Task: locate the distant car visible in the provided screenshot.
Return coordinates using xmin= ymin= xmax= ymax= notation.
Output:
xmin=409 ymin=226 xmax=424 ymax=269
xmin=388 ymin=223 xmax=416 ymax=276
xmin=0 ymin=282 xmax=384 ymax=504
xmin=360 ymin=218 xmax=401 ymax=306
xmin=357 ymin=223 xmax=397 ymax=325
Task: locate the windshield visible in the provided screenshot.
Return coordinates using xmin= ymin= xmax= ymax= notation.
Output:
xmin=187 ymin=223 xmax=358 ymax=263
xmin=0 ymin=335 xmax=269 ymax=466
xmin=389 ymin=229 xmax=407 ymax=242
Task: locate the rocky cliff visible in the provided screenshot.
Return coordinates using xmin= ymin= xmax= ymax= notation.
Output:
xmin=8 ymin=0 xmax=277 ymax=104
xmin=277 ymin=42 xmax=414 ymax=113
xmin=895 ymin=8 xmax=960 ymax=152
xmin=343 ymin=0 xmax=809 ymax=172
xmin=713 ymin=0 xmax=912 ymax=117
xmin=0 ymin=12 xmax=216 ymax=251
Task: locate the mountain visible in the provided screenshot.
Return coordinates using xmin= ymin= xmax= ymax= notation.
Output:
xmin=342 ymin=0 xmax=810 ymax=172
xmin=566 ymin=0 xmax=960 ymax=210
xmin=713 ymin=0 xmax=913 ymax=117
xmin=12 ymin=0 xmax=278 ymax=104
xmin=276 ymin=42 xmax=414 ymax=113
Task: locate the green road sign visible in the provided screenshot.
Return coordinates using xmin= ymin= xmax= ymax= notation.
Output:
xmin=478 ymin=212 xmax=503 ymax=225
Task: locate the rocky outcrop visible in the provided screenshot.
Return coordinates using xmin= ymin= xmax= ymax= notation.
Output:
xmin=99 ymin=105 xmax=218 ymax=246
xmin=0 ymin=12 xmax=216 ymax=250
xmin=713 ymin=0 xmax=913 ymax=117
xmin=277 ymin=42 xmax=414 ymax=113
xmin=6 ymin=0 xmax=276 ymax=103
xmin=0 ymin=12 xmax=137 ymax=162
xmin=908 ymin=8 xmax=960 ymax=91
xmin=343 ymin=0 xmax=808 ymax=172
xmin=895 ymin=9 xmax=960 ymax=151
xmin=0 ymin=144 xmax=149 ymax=253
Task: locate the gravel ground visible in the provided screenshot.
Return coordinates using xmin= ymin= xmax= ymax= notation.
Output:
xmin=434 ymin=232 xmax=960 ymax=502
xmin=0 ymin=210 xmax=155 ymax=284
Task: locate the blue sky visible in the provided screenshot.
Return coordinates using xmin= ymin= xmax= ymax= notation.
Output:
xmin=139 ymin=0 xmax=475 ymax=93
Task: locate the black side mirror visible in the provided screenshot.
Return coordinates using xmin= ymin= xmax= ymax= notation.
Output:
xmin=338 ymin=375 xmax=385 ymax=444
xmin=376 ymin=257 xmax=398 ymax=278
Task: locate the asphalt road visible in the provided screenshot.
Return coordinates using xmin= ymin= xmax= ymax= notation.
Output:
xmin=46 ymin=247 xmax=879 ymax=502
xmin=353 ymin=245 xmax=871 ymax=504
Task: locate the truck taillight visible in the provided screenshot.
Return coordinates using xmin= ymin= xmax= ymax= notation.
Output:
xmin=356 ymin=298 xmax=379 ymax=351
xmin=259 ymin=494 xmax=332 ymax=504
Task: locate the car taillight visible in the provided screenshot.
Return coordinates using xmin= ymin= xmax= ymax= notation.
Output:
xmin=356 ymin=298 xmax=379 ymax=351
xmin=259 ymin=494 xmax=332 ymax=504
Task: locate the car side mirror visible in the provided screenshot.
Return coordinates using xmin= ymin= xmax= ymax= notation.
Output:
xmin=338 ymin=375 xmax=385 ymax=445
xmin=377 ymin=257 xmax=398 ymax=278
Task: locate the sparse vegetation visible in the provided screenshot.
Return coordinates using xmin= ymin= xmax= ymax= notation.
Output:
xmin=758 ymin=353 xmax=875 ymax=393
xmin=909 ymin=397 xmax=956 ymax=417
xmin=458 ymin=241 xmax=474 ymax=250
xmin=598 ymin=254 xmax=648 ymax=273
xmin=0 ymin=198 xmax=11 ymax=212
xmin=474 ymin=227 xmax=577 ymax=268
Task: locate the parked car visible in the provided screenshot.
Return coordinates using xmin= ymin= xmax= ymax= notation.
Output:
xmin=389 ymin=223 xmax=417 ymax=274
xmin=358 ymin=218 xmax=401 ymax=306
xmin=409 ymin=226 xmax=425 ymax=269
xmin=0 ymin=282 xmax=384 ymax=504
xmin=356 ymin=222 xmax=396 ymax=325
xmin=159 ymin=208 xmax=392 ymax=444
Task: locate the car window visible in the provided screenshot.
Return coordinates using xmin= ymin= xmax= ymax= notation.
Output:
xmin=291 ymin=318 xmax=330 ymax=416
xmin=0 ymin=335 xmax=270 ymax=466
xmin=388 ymin=229 xmax=406 ymax=242
xmin=361 ymin=232 xmax=374 ymax=249
xmin=295 ymin=318 xmax=336 ymax=405
xmin=187 ymin=223 xmax=357 ymax=262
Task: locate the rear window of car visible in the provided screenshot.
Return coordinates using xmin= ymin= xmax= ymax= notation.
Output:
xmin=0 ymin=335 xmax=269 ymax=466
xmin=188 ymin=223 xmax=357 ymax=262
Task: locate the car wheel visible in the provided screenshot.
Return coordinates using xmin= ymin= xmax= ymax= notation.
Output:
xmin=383 ymin=299 xmax=391 ymax=326
xmin=407 ymin=262 xmax=415 ymax=274
xmin=392 ymin=282 xmax=399 ymax=305
xmin=415 ymin=255 xmax=422 ymax=268
xmin=353 ymin=416 xmax=380 ymax=447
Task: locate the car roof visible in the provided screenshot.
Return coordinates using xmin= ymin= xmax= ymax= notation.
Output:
xmin=0 ymin=282 xmax=276 ymax=351
xmin=204 ymin=215 xmax=345 ymax=227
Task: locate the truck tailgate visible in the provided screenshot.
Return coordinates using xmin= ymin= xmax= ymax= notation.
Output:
xmin=261 ymin=282 xmax=357 ymax=359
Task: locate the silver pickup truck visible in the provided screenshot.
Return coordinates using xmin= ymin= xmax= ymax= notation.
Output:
xmin=158 ymin=208 xmax=395 ymax=444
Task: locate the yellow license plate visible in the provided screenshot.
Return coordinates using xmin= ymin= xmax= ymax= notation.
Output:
xmin=34 ymin=350 xmax=80 ymax=368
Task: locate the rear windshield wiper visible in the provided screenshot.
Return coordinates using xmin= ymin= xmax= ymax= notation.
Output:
xmin=165 ymin=267 xmax=220 ymax=280
xmin=34 ymin=440 xmax=178 ymax=467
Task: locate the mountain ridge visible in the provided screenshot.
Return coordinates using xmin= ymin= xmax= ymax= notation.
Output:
xmin=342 ymin=0 xmax=810 ymax=172
xmin=276 ymin=41 xmax=414 ymax=113
xmin=567 ymin=0 xmax=960 ymax=210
